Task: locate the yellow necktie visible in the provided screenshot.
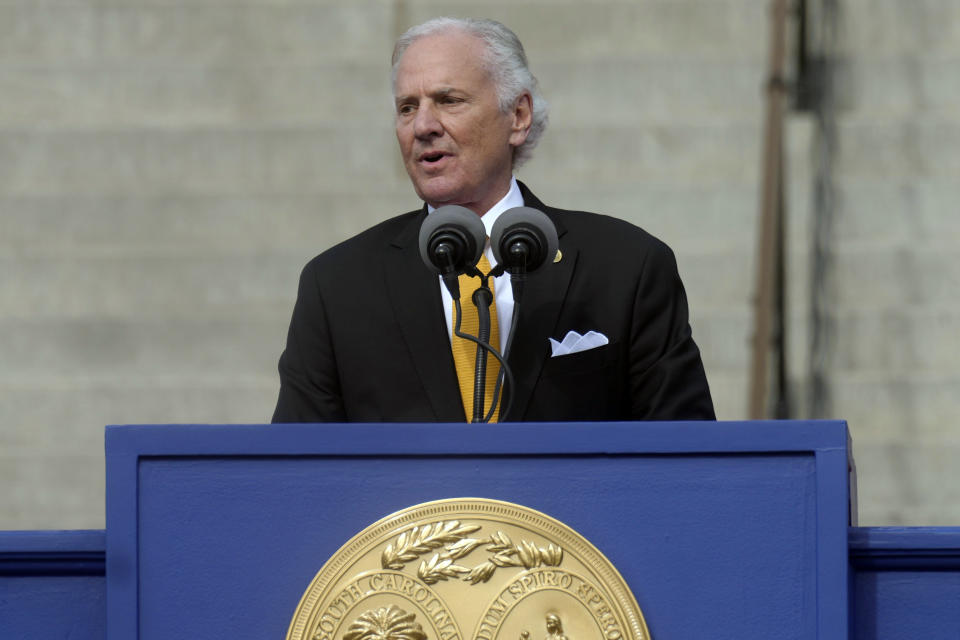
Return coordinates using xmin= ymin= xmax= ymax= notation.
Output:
xmin=451 ymin=254 xmax=501 ymax=422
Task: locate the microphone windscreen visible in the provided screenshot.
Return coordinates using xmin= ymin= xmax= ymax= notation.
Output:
xmin=418 ymin=205 xmax=486 ymax=275
xmin=490 ymin=207 xmax=559 ymax=274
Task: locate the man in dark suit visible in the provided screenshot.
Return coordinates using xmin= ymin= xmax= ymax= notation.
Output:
xmin=272 ymin=17 xmax=714 ymax=423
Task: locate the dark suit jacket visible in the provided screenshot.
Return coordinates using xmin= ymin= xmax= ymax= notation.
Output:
xmin=272 ymin=183 xmax=715 ymax=422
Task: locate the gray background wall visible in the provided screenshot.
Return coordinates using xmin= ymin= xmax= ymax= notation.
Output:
xmin=1 ymin=0 xmax=957 ymax=528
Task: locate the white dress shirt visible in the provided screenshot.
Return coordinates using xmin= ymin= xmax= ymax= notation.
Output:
xmin=428 ymin=177 xmax=523 ymax=354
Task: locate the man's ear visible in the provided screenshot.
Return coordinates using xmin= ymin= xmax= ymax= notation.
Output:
xmin=508 ymin=92 xmax=533 ymax=147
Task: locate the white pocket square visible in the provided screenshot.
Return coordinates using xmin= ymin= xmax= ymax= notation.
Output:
xmin=548 ymin=330 xmax=609 ymax=357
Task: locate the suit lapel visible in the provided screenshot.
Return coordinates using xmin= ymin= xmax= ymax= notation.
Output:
xmin=383 ymin=209 xmax=465 ymax=421
xmin=505 ymin=184 xmax=577 ymax=420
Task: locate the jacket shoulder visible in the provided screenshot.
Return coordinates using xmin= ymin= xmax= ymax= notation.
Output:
xmin=547 ymin=207 xmax=676 ymax=271
xmin=301 ymin=208 xmax=423 ymax=277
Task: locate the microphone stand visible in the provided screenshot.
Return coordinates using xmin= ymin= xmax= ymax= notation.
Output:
xmin=470 ymin=269 xmax=494 ymax=423
xmin=448 ymin=263 xmax=516 ymax=424
xmin=493 ymin=241 xmax=535 ymax=422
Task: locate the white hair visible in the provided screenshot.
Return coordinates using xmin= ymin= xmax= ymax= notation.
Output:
xmin=391 ymin=17 xmax=549 ymax=169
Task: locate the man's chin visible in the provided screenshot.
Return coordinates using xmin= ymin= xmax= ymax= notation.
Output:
xmin=413 ymin=181 xmax=466 ymax=209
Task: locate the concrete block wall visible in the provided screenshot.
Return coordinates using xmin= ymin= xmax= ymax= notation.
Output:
xmin=2 ymin=0 xmax=955 ymax=528
xmin=818 ymin=0 xmax=960 ymax=525
xmin=0 ymin=0 xmax=410 ymax=528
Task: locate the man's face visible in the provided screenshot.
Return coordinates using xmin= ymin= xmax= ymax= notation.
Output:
xmin=394 ymin=31 xmax=531 ymax=215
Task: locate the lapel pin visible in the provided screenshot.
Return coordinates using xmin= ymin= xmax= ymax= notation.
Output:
xmin=554 ymin=249 xmax=562 ymax=263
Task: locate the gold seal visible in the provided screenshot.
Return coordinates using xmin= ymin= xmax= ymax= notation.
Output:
xmin=286 ymin=499 xmax=651 ymax=640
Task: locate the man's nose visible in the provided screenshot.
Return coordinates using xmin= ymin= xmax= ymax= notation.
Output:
xmin=413 ymin=103 xmax=443 ymax=139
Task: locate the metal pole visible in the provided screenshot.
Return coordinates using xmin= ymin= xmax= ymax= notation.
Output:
xmin=749 ymin=0 xmax=790 ymax=419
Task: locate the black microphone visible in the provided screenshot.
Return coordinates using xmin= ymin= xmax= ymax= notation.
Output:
xmin=491 ymin=206 xmax=558 ymax=310
xmin=488 ymin=207 xmax=557 ymax=422
xmin=490 ymin=207 xmax=559 ymax=276
xmin=418 ymin=205 xmax=486 ymax=298
xmin=418 ymin=205 xmax=506 ymax=422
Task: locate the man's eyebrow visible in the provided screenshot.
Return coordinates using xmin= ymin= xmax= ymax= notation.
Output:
xmin=394 ymin=94 xmax=419 ymax=111
xmin=395 ymin=87 xmax=461 ymax=106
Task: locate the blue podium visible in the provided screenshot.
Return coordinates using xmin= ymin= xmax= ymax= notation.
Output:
xmin=102 ymin=421 xmax=852 ymax=639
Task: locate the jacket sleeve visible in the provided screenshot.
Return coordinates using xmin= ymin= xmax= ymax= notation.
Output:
xmin=272 ymin=260 xmax=348 ymax=423
xmin=627 ymin=240 xmax=716 ymax=421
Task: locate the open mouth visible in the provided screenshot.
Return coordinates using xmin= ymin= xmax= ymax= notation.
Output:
xmin=421 ymin=151 xmax=447 ymax=163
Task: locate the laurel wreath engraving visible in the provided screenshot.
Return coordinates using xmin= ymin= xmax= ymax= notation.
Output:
xmin=380 ymin=520 xmax=563 ymax=585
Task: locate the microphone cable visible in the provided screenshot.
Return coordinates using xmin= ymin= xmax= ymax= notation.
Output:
xmin=452 ymin=293 xmax=515 ymax=423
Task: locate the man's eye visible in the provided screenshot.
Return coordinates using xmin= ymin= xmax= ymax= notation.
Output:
xmin=397 ymin=104 xmax=416 ymax=115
